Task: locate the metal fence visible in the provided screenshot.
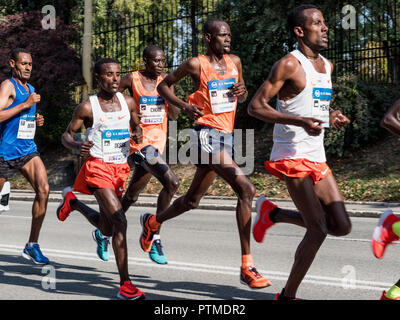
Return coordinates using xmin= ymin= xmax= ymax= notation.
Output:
xmin=92 ymin=0 xmax=218 ymax=74
xmin=322 ymin=0 xmax=400 ymax=83
xmin=90 ymin=0 xmax=399 ymax=83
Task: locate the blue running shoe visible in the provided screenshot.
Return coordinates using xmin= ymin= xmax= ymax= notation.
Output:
xmin=92 ymin=229 xmax=110 ymax=261
xmin=149 ymin=239 xmax=168 ymax=264
xmin=22 ymin=243 xmax=49 ymax=265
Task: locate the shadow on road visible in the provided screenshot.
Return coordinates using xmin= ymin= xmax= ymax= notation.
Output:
xmin=0 ymin=254 xmax=276 ymax=300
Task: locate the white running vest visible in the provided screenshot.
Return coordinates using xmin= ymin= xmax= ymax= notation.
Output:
xmin=85 ymin=92 xmax=131 ymax=164
xmin=270 ymin=49 xmax=332 ymax=162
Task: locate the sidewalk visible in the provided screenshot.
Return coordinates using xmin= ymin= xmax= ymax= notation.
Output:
xmin=9 ymin=189 xmax=400 ymax=218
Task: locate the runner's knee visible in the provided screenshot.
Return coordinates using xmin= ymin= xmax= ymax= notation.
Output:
xmin=329 ymin=219 xmax=352 ymax=237
xmin=111 ymin=210 xmax=128 ymax=230
xmin=165 ymin=176 xmax=179 ymax=195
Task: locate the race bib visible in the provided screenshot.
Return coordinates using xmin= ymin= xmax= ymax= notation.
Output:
xmin=312 ymin=87 xmax=332 ymax=128
xmin=139 ymin=96 xmax=165 ymax=125
xmin=208 ymin=78 xmax=237 ymax=114
xmin=17 ymin=113 xmax=36 ymax=139
xmin=101 ymin=128 xmax=130 ymax=163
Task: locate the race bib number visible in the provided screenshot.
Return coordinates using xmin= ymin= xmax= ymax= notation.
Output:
xmin=139 ymin=96 xmax=165 ymax=125
xmin=312 ymin=87 xmax=332 ymax=128
xmin=208 ymin=78 xmax=237 ymax=114
xmin=17 ymin=113 xmax=36 ymax=139
xmin=101 ymin=129 xmax=130 ymax=163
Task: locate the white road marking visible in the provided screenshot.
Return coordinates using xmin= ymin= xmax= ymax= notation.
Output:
xmin=0 ymin=243 xmax=391 ymax=292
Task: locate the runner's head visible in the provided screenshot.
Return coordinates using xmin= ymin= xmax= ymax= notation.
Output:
xmin=94 ymin=58 xmax=121 ymax=94
xmin=203 ymin=18 xmax=231 ymax=55
xmin=143 ymin=45 xmax=165 ymax=77
xmin=9 ymin=48 xmax=32 ymax=82
xmin=288 ymin=5 xmax=328 ymax=50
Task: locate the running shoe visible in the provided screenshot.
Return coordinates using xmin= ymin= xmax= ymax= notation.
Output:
xmin=240 ymin=266 xmax=271 ymax=289
xmin=274 ymin=292 xmax=296 ymax=300
xmin=139 ymin=213 xmax=158 ymax=253
xmin=117 ymin=281 xmax=146 ymax=300
xmin=253 ymin=195 xmax=277 ymax=243
xmin=372 ymin=210 xmax=400 ymax=259
xmin=22 ymin=243 xmax=49 ymax=265
xmin=56 ymin=187 xmax=77 ymax=222
xmin=92 ymin=229 xmax=110 ymax=261
xmin=380 ymin=290 xmax=400 ymax=300
xmin=149 ymin=239 xmax=168 ymax=264
xmin=0 ymin=181 xmax=10 ymax=212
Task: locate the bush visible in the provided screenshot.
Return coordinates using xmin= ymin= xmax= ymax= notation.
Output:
xmin=325 ymin=75 xmax=400 ymax=158
xmin=0 ymin=11 xmax=83 ymax=150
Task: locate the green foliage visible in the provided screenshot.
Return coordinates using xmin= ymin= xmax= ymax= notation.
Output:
xmin=0 ymin=11 xmax=83 ymax=150
xmin=325 ymin=76 xmax=400 ymax=158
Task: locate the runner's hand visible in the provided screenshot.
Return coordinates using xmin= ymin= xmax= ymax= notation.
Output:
xmin=79 ymin=141 xmax=94 ymax=156
xmin=35 ymin=113 xmax=44 ymax=127
xmin=330 ymin=110 xmax=350 ymax=129
xmin=301 ymin=117 xmax=324 ymax=136
xmin=183 ymin=104 xmax=204 ymax=120
xmin=25 ymin=93 xmax=40 ymax=108
xmin=231 ymin=82 xmax=247 ymax=97
xmin=131 ymin=126 xmax=143 ymax=144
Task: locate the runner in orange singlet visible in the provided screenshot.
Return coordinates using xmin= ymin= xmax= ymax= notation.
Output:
xmin=138 ymin=19 xmax=271 ymax=289
xmin=118 ymin=45 xmax=179 ymax=264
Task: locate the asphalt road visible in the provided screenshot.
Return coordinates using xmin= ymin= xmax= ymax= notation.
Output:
xmin=0 ymin=200 xmax=398 ymax=301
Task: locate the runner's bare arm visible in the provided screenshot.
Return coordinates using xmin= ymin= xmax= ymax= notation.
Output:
xmin=381 ymin=99 xmax=400 ymax=136
xmin=118 ymin=73 xmax=133 ymax=96
xmin=0 ymin=80 xmax=40 ymax=122
xmin=157 ymin=58 xmax=204 ymax=120
xmin=248 ymin=56 xmax=323 ymax=136
xmin=167 ymin=84 xmax=180 ymax=121
xmin=230 ymin=55 xmax=248 ymax=103
xmin=124 ymin=95 xmax=143 ymax=144
xmin=61 ymin=101 xmax=94 ymax=155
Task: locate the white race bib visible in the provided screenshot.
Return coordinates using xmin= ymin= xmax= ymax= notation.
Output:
xmin=312 ymin=87 xmax=332 ymax=128
xmin=208 ymin=78 xmax=237 ymax=114
xmin=139 ymin=96 xmax=165 ymax=125
xmin=101 ymin=128 xmax=130 ymax=163
xmin=17 ymin=113 xmax=36 ymax=139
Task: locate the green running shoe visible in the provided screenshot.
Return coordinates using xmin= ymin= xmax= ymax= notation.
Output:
xmin=92 ymin=229 xmax=110 ymax=261
xmin=149 ymin=239 xmax=168 ymax=264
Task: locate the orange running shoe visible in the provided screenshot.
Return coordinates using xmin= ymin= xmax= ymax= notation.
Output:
xmin=372 ymin=210 xmax=400 ymax=259
xmin=140 ymin=213 xmax=159 ymax=252
xmin=253 ymin=195 xmax=277 ymax=243
xmin=380 ymin=290 xmax=400 ymax=300
xmin=117 ymin=281 xmax=146 ymax=300
xmin=56 ymin=187 xmax=77 ymax=222
xmin=240 ymin=266 xmax=271 ymax=289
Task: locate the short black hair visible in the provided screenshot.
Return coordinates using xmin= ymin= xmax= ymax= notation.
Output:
xmin=143 ymin=45 xmax=163 ymax=59
xmin=288 ymin=4 xmax=319 ymax=37
xmin=93 ymin=58 xmax=119 ymax=75
xmin=10 ymin=48 xmax=31 ymax=61
xmin=202 ymin=18 xmax=227 ymax=34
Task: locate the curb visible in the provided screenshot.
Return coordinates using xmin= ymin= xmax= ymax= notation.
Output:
xmin=9 ymin=189 xmax=400 ymax=219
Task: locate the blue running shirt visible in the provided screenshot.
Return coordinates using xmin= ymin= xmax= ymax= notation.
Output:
xmin=0 ymin=78 xmax=37 ymax=160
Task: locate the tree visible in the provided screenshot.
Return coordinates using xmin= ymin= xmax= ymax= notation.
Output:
xmin=0 ymin=11 xmax=83 ymax=149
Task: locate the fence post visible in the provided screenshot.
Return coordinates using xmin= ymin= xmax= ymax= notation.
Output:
xmin=82 ymin=0 xmax=93 ymax=101
xmin=191 ymin=0 xmax=198 ymax=57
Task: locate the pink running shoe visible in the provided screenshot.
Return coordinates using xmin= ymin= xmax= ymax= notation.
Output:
xmin=372 ymin=210 xmax=400 ymax=259
xmin=56 ymin=187 xmax=77 ymax=222
xmin=253 ymin=195 xmax=277 ymax=243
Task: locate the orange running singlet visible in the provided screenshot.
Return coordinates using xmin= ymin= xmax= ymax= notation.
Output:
xmin=130 ymin=71 xmax=169 ymax=154
xmin=188 ymin=54 xmax=239 ymax=133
